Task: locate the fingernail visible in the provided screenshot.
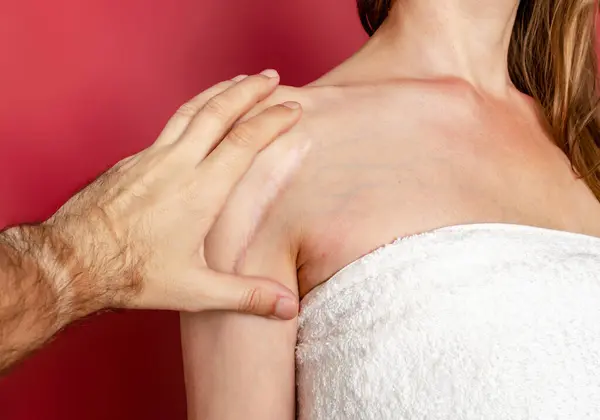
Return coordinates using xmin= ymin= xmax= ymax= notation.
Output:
xmin=283 ymin=101 xmax=301 ymax=109
xmin=260 ymin=69 xmax=279 ymax=79
xmin=274 ymin=296 xmax=298 ymax=319
xmin=232 ymin=74 xmax=248 ymax=82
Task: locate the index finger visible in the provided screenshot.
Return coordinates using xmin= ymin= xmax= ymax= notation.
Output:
xmin=175 ymin=70 xmax=282 ymax=159
xmin=152 ymin=78 xmax=239 ymax=147
xmin=197 ymin=102 xmax=307 ymax=224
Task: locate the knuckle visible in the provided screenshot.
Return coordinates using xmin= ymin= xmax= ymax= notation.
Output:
xmin=239 ymin=288 xmax=262 ymax=313
xmin=174 ymin=102 xmax=199 ymax=119
xmin=203 ymin=97 xmax=229 ymax=118
xmin=227 ymin=125 xmax=256 ymax=148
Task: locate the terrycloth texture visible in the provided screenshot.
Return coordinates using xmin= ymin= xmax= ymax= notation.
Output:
xmin=296 ymin=223 xmax=600 ymax=420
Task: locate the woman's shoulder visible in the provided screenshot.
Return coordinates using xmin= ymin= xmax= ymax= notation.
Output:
xmin=267 ymin=79 xmax=482 ymax=126
xmin=205 ymin=79 xmax=480 ymax=274
xmin=203 ymin=83 xmax=364 ymax=269
xmin=203 ymin=85 xmax=316 ymax=272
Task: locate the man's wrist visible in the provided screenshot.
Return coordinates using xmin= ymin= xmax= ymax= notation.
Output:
xmin=43 ymin=210 xmax=143 ymax=314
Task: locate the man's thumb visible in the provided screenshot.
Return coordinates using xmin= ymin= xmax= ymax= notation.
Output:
xmin=201 ymin=270 xmax=299 ymax=319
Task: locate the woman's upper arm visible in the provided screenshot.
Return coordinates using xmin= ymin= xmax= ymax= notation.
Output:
xmin=180 ymin=96 xmax=307 ymax=419
xmin=180 ymin=183 xmax=299 ymax=420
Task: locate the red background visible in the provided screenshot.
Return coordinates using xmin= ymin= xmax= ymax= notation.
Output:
xmin=0 ymin=1 xmax=365 ymax=419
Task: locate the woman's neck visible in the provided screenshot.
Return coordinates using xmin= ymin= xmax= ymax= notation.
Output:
xmin=315 ymin=0 xmax=520 ymax=95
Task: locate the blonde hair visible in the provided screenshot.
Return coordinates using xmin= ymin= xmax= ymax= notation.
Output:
xmin=358 ymin=0 xmax=600 ymax=200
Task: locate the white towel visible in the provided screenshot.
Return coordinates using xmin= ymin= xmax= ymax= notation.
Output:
xmin=297 ymin=224 xmax=600 ymax=420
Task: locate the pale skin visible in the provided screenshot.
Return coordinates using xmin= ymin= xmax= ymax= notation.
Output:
xmin=181 ymin=0 xmax=600 ymax=418
xmin=0 ymin=70 xmax=308 ymax=375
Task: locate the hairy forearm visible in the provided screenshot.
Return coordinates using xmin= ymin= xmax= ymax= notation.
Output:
xmin=0 ymin=223 xmax=106 ymax=374
xmin=0 ymin=225 xmax=67 ymax=373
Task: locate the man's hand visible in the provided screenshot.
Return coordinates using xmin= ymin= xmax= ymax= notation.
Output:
xmin=0 ymin=70 xmax=306 ymax=373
